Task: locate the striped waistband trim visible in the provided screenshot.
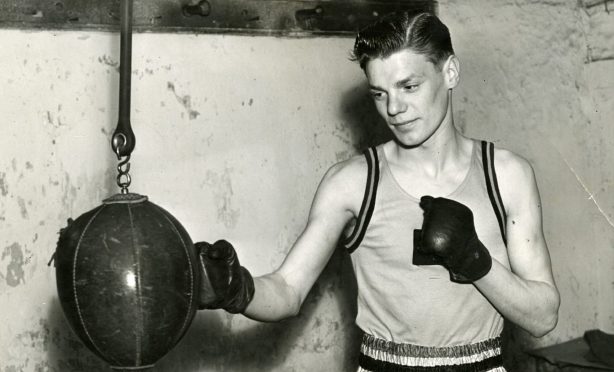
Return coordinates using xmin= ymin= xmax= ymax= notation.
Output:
xmin=359 ymin=334 xmax=503 ymax=371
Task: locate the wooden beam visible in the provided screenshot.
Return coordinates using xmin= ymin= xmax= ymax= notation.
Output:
xmin=0 ymin=0 xmax=437 ymax=36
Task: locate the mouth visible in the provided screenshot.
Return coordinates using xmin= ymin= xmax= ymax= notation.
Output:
xmin=391 ymin=118 xmax=418 ymax=128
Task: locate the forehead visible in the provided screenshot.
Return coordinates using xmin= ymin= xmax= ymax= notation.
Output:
xmin=365 ymin=49 xmax=438 ymax=85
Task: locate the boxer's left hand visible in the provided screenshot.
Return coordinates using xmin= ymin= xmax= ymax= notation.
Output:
xmin=414 ymin=196 xmax=492 ymax=283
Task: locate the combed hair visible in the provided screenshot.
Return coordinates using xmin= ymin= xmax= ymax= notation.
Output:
xmin=351 ymin=12 xmax=454 ymax=70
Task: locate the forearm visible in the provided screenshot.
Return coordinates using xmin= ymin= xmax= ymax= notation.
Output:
xmin=474 ymin=259 xmax=560 ymax=337
xmin=242 ymin=272 xmax=302 ymax=322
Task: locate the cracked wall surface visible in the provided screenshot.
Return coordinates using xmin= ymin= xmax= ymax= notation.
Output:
xmin=1 ymin=1 xmax=613 ymax=371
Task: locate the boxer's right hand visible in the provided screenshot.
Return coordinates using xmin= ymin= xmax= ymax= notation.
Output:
xmin=196 ymin=240 xmax=254 ymax=314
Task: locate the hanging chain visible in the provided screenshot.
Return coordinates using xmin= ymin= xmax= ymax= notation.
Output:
xmin=114 ymin=136 xmax=132 ymax=194
xmin=116 ymin=156 xmax=131 ymax=194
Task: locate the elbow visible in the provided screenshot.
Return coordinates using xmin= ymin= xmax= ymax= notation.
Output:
xmin=286 ymin=287 xmax=304 ymax=318
xmin=287 ymin=301 xmax=301 ymax=318
xmin=529 ymin=289 xmax=561 ymax=338
xmin=275 ymin=287 xmax=301 ymax=319
xmin=269 ymin=288 xmax=303 ymax=321
xmin=529 ymin=311 xmax=558 ymax=338
xmin=247 ymin=292 xmax=301 ymax=323
xmin=279 ymin=274 xmax=304 ymax=319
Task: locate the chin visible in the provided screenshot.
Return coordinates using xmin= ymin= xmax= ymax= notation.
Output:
xmin=392 ymin=134 xmax=424 ymax=149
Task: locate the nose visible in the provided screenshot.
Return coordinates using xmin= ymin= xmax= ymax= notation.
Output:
xmin=387 ymin=93 xmax=407 ymax=117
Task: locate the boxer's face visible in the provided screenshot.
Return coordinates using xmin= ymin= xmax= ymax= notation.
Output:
xmin=365 ymin=48 xmax=458 ymax=147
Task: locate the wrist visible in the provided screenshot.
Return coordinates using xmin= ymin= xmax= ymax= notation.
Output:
xmin=224 ymin=266 xmax=255 ymax=314
xmin=447 ymin=235 xmax=492 ymax=283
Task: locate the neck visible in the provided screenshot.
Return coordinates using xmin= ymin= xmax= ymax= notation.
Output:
xmin=389 ymin=99 xmax=469 ymax=176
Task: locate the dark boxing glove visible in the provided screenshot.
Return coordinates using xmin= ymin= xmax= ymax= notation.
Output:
xmin=413 ymin=196 xmax=492 ymax=283
xmin=196 ymin=240 xmax=255 ymax=314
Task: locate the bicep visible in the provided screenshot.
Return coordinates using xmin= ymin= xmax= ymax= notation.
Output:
xmin=499 ymin=154 xmax=556 ymax=285
xmin=276 ymin=164 xmax=357 ymax=303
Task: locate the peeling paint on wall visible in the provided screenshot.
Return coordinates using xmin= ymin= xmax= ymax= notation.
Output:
xmin=2 ymin=242 xmax=26 ymax=287
xmin=167 ymin=82 xmax=201 ymax=120
xmin=97 ymin=54 xmax=119 ymax=71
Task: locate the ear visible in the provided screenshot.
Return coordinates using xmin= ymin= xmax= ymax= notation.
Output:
xmin=442 ymin=55 xmax=460 ymax=89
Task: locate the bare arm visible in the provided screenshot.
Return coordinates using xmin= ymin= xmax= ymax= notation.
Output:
xmin=243 ymin=159 xmax=361 ymax=322
xmin=474 ymin=149 xmax=560 ymax=337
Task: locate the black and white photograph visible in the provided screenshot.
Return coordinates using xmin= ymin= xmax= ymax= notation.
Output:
xmin=0 ymin=0 xmax=613 ymax=371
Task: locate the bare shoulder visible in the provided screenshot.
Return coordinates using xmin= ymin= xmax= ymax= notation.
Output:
xmin=493 ymin=147 xmax=535 ymax=180
xmin=323 ymin=151 xmax=369 ymax=183
xmin=492 ymin=147 xmax=540 ymax=215
xmin=315 ymin=151 xmax=370 ymax=218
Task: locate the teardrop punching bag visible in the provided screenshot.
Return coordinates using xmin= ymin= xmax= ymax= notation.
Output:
xmin=52 ymin=0 xmax=200 ymax=369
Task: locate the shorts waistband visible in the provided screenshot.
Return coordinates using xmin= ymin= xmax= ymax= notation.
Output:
xmin=358 ymin=333 xmax=504 ymax=372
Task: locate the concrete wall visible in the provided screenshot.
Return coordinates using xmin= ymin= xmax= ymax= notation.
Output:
xmin=1 ymin=0 xmax=612 ymax=371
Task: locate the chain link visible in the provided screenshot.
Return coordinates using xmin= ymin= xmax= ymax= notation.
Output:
xmin=116 ymin=155 xmax=132 ymax=194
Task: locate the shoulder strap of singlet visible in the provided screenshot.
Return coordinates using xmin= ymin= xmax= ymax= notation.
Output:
xmin=341 ymin=146 xmax=380 ymax=254
xmin=481 ymin=140 xmax=508 ymax=245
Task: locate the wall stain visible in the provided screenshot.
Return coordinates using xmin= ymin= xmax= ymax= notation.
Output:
xmin=60 ymin=172 xmax=78 ymax=215
xmin=203 ymin=168 xmax=239 ymax=229
xmin=16 ymin=319 xmax=51 ymax=351
xmin=2 ymin=242 xmax=26 ymax=287
xmin=569 ymin=272 xmax=580 ymax=297
xmin=331 ymin=121 xmax=353 ymax=147
xmin=98 ymin=54 xmax=119 ymax=72
xmin=167 ymin=82 xmax=200 ymax=120
xmin=0 ymin=172 xmax=8 ymax=196
xmin=18 ymin=197 xmax=29 ymax=219
xmin=46 ymin=110 xmax=65 ymax=128
xmin=335 ymin=150 xmax=352 ymax=162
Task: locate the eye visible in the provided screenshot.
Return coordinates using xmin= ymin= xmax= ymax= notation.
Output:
xmin=369 ymin=90 xmax=385 ymax=100
xmin=404 ymin=84 xmax=419 ymax=92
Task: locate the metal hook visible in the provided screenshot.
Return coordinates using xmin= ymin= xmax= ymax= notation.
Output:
xmin=183 ymin=0 xmax=211 ymax=17
xmin=112 ymin=133 xmax=127 ymax=160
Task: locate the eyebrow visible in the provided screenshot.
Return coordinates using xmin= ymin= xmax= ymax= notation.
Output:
xmin=369 ymin=74 xmax=424 ymax=91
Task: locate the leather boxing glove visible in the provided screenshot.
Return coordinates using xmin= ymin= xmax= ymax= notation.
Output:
xmin=196 ymin=240 xmax=255 ymax=314
xmin=413 ymin=196 xmax=492 ymax=283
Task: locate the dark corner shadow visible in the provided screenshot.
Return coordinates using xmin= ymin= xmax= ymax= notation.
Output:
xmin=156 ymin=246 xmax=361 ymax=372
xmin=339 ymin=83 xmax=392 ymax=151
xmin=501 ymin=320 xmax=537 ymax=371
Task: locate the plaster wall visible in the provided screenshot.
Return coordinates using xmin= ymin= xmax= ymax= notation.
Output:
xmin=1 ymin=1 xmax=612 ymax=371
xmin=440 ymin=0 xmax=614 ymax=344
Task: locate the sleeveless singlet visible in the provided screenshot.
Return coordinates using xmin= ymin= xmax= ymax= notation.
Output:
xmin=341 ymin=140 xmax=509 ymax=347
